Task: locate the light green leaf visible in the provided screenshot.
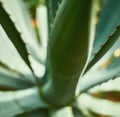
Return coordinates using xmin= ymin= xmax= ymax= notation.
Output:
xmin=0 ymin=71 xmax=32 ymax=90
xmin=36 ymin=4 xmax=48 ymax=50
xmin=0 ymin=2 xmax=41 ymax=83
xmin=0 ymin=87 xmax=49 ymax=117
xmin=0 ymin=0 xmax=46 ymax=64
xmin=0 ymin=3 xmax=34 ymax=75
xmin=89 ymin=77 xmax=120 ymax=92
xmin=77 ymin=93 xmax=120 ymax=117
xmin=49 ymin=107 xmax=74 ymax=117
xmin=78 ymin=67 xmax=120 ymax=93
xmin=0 ymin=26 xmax=35 ymax=82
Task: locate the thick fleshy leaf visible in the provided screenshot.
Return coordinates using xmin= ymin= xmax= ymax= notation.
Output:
xmin=0 ymin=2 xmax=43 ymax=83
xmin=0 ymin=70 xmax=32 ymax=90
xmin=78 ymin=61 xmax=120 ymax=93
xmin=0 ymin=60 xmax=25 ymax=77
xmin=0 ymin=3 xmax=35 ymax=76
xmin=77 ymin=93 xmax=120 ymax=117
xmin=0 ymin=87 xmax=49 ymax=117
xmin=46 ymin=0 xmax=62 ymax=32
xmin=0 ymin=26 xmax=35 ymax=82
xmin=92 ymin=0 xmax=120 ymax=55
xmin=49 ymin=107 xmax=74 ymax=117
xmin=43 ymin=0 xmax=98 ymax=106
xmin=85 ymin=25 xmax=120 ymax=73
xmin=89 ymin=77 xmax=120 ymax=92
xmin=36 ymin=4 xmax=48 ymax=57
xmin=0 ymin=0 xmax=45 ymax=64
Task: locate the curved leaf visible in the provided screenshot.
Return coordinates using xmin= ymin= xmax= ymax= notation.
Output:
xmin=0 ymin=60 xmax=25 ymax=78
xmin=79 ymin=67 xmax=120 ymax=93
xmin=0 ymin=87 xmax=49 ymax=117
xmin=77 ymin=93 xmax=120 ymax=117
xmin=85 ymin=25 xmax=120 ymax=73
xmin=93 ymin=0 xmax=120 ymax=54
xmin=46 ymin=0 xmax=62 ymax=32
xmin=0 ymin=3 xmax=31 ymax=72
xmin=49 ymin=107 xmax=74 ymax=117
xmin=0 ymin=26 xmax=35 ymax=82
xmin=78 ymin=48 xmax=120 ymax=93
xmin=0 ymin=70 xmax=32 ymax=90
xmin=43 ymin=0 xmax=98 ymax=106
xmin=0 ymin=2 xmax=40 ymax=83
xmin=0 ymin=0 xmax=45 ymax=64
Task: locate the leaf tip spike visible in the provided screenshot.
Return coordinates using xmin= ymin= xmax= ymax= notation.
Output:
xmin=108 ymin=35 xmax=112 ymax=39
xmin=100 ymin=44 xmax=104 ymax=48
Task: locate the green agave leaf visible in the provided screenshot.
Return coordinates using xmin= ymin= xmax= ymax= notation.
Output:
xmin=78 ymin=49 xmax=120 ymax=93
xmin=46 ymin=0 xmax=62 ymax=32
xmin=49 ymin=107 xmax=74 ymax=117
xmin=78 ymin=67 xmax=120 ymax=93
xmin=0 ymin=25 xmax=35 ymax=82
xmin=0 ymin=3 xmax=32 ymax=71
xmin=87 ymin=77 xmax=120 ymax=101
xmin=89 ymin=77 xmax=120 ymax=92
xmin=36 ymin=4 xmax=48 ymax=54
xmin=0 ymin=0 xmax=45 ymax=64
xmin=0 ymin=71 xmax=32 ymax=90
xmin=0 ymin=2 xmax=40 ymax=83
xmin=43 ymin=0 xmax=99 ymax=106
xmin=0 ymin=60 xmax=25 ymax=78
xmin=0 ymin=87 xmax=49 ymax=117
xmin=85 ymin=25 xmax=120 ymax=73
xmin=77 ymin=93 xmax=120 ymax=117
xmin=92 ymin=0 xmax=120 ymax=55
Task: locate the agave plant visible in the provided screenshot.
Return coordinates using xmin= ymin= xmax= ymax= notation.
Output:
xmin=0 ymin=0 xmax=120 ymax=116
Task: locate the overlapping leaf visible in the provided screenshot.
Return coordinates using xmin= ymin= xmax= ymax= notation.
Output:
xmin=0 ymin=87 xmax=49 ymax=117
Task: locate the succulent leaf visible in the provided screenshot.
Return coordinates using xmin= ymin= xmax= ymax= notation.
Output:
xmin=49 ymin=107 xmax=74 ymax=117
xmin=0 ymin=26 xmax=36 ymax=82
xmin=46 ymin=0 xmax=62 ymax=33
xmin=0 ymin=3 xmax=39 ymax=83
xmin=0 ymin=0 xmax=45 ymax=64
xmin=43 ymin=0 xmax=98 ymax=106
xmin=79 ymin=69 xmax=120 ymax=93
xmin=85 ymin=25 xmax=120 ymax=73
xmin=77 ymin=91 xmax=120 ymax=117
xmin=93 ymin=0 xmax=120 ymax=55
xmin=0 ymin=60 xmax=25 ymax=78
xmin=0 ymin=71 xmax=32 ymax=90
xmin=0 ymin=87 xmax=49 ymax=117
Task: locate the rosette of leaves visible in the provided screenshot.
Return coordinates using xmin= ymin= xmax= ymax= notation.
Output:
xmin=0 ymin=0 xmax=120 ymax=117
